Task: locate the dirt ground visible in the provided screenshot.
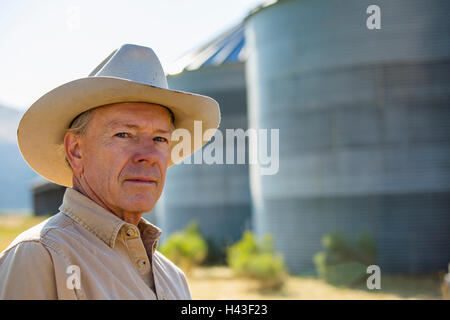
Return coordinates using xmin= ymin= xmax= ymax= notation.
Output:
xmin=187 ymin=266 xmax=444 ymax=300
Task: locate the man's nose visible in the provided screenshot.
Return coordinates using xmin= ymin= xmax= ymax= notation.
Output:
xmin=131 ymin=139 xmax=161 ymax=164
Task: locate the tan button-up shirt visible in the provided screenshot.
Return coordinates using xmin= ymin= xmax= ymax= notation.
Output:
xmin=0 ymin=188 xmax=191 ymax=300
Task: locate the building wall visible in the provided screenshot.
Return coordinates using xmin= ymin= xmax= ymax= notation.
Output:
xmin=33 ymin=185 xmax=66 ymax=216
xmin=245 ymin=0 xmax=450 ymax=273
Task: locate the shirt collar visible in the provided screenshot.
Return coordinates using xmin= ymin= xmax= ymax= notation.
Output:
xmin=59 ymin=188 xmax=162 ymax=254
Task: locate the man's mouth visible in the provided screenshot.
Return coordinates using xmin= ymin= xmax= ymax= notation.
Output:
xmin=124 ymin=178 xmax=157 ymax=185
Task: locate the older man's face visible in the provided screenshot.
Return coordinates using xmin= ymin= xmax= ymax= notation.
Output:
xmin=77 ymin=102 xmax=173 ymax=214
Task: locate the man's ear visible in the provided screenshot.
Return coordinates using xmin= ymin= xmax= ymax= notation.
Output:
xmin=64 ymin=132 xmax=84 ymax=174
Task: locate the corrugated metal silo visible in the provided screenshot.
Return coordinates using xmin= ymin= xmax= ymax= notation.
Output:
xmin=156 ymin=23 xmax=251 ymax=258
xmin=245 ymin=0 xmax=450 ymax=273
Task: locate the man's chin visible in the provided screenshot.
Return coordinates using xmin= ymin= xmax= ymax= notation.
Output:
xmin=119 ymin=195 xmax=157 ymax=214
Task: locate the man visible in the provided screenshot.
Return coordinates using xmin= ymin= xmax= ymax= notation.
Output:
xmin=0 ymin=44 xmax=220 ymax=299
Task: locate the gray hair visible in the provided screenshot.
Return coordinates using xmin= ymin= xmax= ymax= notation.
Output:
xmin=67 ymin=109 xmax=95 ymax=136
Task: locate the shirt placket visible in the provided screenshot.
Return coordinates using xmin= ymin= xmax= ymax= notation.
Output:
xmin=122 ymin=225 xmax=154 ymax=293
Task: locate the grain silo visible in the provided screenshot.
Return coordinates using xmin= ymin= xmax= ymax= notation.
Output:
xmin=156 ymin=22 xmax=251 ymax=258
xmin=245 ymin=0 xmax=450 ymax=273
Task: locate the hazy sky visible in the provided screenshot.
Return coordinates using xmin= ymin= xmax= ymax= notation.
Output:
xmin=0 ymin=0 xmax=265 ymax=111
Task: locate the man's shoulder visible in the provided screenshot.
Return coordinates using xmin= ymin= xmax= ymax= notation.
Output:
xmin=154 ymin=250 xmax=190 ymax=281
xmin=1 ymin=212 xmax=73 ymax=255
xmin=0 ymin=216 xmax=62 ymax=300
xmin=154 ymin=250 xmax=186 ymax=277
xmin=154 ymin=250 xmax=192 ymax=299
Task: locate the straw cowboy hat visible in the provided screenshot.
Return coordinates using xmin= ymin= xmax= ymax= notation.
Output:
xmin=17 ymin=44 xmax=221 ymax=187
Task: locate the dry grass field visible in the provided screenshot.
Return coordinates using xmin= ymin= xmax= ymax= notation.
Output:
xmin=0 ymin=215 xmax=48 ymax=252
xmin=0 ymin=215 xmax=445 ymax=300
xmin=187 ymin=266 xmax=443 ymax=300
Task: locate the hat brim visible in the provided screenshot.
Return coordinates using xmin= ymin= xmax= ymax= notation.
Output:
xmin=17 ymin=76 xmax=221 ymax=187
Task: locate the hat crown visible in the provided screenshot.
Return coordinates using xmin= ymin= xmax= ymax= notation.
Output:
xmin=90 ymin=44 xmax=168 ymax=89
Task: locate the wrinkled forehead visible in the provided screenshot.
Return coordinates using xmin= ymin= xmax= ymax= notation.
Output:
xmin=93 ymin=102 xmax=174 ymax=126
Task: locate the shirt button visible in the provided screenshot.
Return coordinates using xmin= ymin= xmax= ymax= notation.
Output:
xmin=126 ymin=228 xmax=136 ymax=237
xmin=137 ymin=259 xmax=147 ymax=268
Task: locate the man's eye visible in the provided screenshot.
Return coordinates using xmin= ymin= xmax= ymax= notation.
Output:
xmin=115 ymin=132 xmax=130 ymax=138
xmin=154 ymin=136 xmax=168 ymax=143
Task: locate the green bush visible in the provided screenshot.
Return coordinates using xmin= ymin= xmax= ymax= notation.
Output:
xmin=313 ymin=231 xmax=377 ymax=287
xmin=159 ymin=221 xmax=208 ymax=274
xmin=227 ymin=231 xmax=287 ymax=290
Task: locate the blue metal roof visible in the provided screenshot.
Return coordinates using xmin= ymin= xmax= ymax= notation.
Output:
xmin=168 ymin=22 xmax=246 ymax=74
